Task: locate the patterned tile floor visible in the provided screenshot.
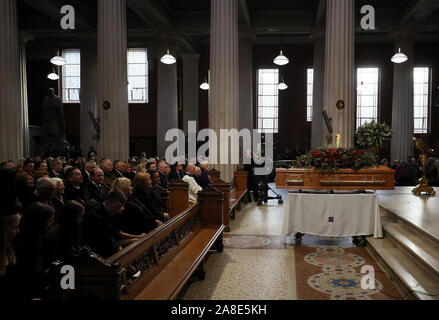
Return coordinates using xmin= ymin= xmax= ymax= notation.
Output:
xmin=181 ymin=184 xmax=364 ymax=300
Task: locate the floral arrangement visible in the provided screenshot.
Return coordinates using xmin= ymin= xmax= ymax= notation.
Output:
xmin=287 ymin=147 xmax=378 ymax=171
xmin=355 ymin=121 xmax=392 ymax=150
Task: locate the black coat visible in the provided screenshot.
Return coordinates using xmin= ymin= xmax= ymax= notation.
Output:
xmin=64 ymin=183 xmax=86 ymax=206
xmin=84 ymin=181 xmax=108 ymax=204
xmin=118 ymin=196 xmax=158 ymax=235
xmin=51 ymin=196 xmax=65 ymax=224
xmin=158 ymin=171 xmax=169 ymax=189
xmin=82 ymin=204 xmax=121 ymax=259
xmin=169 ymin=169 xmax=183 ymax=183
xmin=81 ymin=169 xmax=91 ymax=185
xmin=134 ymin=189 xmax=166 ymax=222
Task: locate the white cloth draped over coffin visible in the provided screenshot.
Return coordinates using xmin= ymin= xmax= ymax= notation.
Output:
xmin=282 ymin=192 xmax=383 ymax=239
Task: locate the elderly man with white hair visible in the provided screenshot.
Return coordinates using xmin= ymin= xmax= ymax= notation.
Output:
xmin=182 ymin=163 xmax=203 ymax=203
xmin=27 ymin=177 xmax=57 ymax=210
xmin=51 ymin=177 xmax=65 ymax=222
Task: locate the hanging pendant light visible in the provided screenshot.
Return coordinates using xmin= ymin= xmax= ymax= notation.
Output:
xmin=274 ymin=50 xmax=289 ymax=66
xmin=391 ymin=47 xmax=408 ymax=64
xmin=47 ymin=68 xmax=59 ymax=80
xmin=160 ymin=49 xmax=176 ymax=65
xmin=50 ymin=50 xmax=67 ymax=66
xmin=200 ymin=79 xmax=210 ymax=90
xmin=274 ymin=25 xmax=290 ymax=66
xmin=278 ymin=78 xmax=288 ymax=91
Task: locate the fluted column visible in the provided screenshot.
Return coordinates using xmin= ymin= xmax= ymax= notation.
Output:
xmin=323 ymin=0 xmax=355 ymax=148
xmin=182 ymin=54 xmax=200 ymax=134
xmin=157 ymin=45 xmax=178 ymax=158
xmin=239 ymin=26 xmax=254 ymax=132
xmin=19 ymin=35 xmax=30 ymax=158
xmin=0 ymin=0 xmax=24 ymax=161
xmin=391 ymin=35 xmax=414 ymax=162
xmin=97 ymin=0 xmax=129 ymax=161
xmin=81 ymin=39 xmax=98 ymax=157
xmin=311 ymin=27 xmax=325 ymax=150
xmin=210 ymin=0 xmax=239 ymax=182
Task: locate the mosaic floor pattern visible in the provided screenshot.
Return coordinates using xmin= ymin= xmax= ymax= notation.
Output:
xmin=295 ymin=246 xmax=403 ymax=300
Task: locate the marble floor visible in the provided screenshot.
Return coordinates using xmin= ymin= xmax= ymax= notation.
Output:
xmin=181 ymin=185 xmax=358 ymax=300
xmin=377 ymin=187 xmax=439 ymax=241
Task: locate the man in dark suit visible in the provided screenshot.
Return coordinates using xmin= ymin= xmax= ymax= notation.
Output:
xmin=169 ymin=162 xmax=184 ymax=183
xmin=64 ymin=167 xmax=86 ymax=206
xmin=82 ymin=191 xmax=127 ymax=258
xmin=84 ymin=168 xmax=109 ymax=206
xmin=113 ymin=161 xmax=127 ymax=179
xmin=81 ymin=160 xmax=96 ymax=185
xmin=157 ymin=160 xmax=170 ymax=189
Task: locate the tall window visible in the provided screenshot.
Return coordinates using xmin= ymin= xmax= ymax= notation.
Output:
xmin=62 ymin=49 xmax=81 ymax=103
xmin=127 ymin=48 xmax=149 ymax=103
xmin=356 ymin=68 xmax=379 ymax=128
xmin=257 ymin=69 xmax=279 ymax=133
xmin=413 ymin=67 xmax=430 ymax=134
xmin=307 ymin=68 xmax=314 ymax=122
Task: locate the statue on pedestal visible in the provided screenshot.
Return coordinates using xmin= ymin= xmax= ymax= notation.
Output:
xmin=41 ymin=88 xmax=69 ymax=157
xmin=412 ymin=137 xmax=436 ymax=196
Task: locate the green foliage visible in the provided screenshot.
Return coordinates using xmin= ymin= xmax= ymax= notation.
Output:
xmin=355 ymin=121 xmax=393 ymax=149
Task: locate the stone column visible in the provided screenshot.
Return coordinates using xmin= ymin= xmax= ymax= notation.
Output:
xmin=210 ymin=0 xmax=240 ymax=182
xmin=182 ymin=54 xmax=200 ymax=134
xmin=19 ymin=35 xmax=30 ymax=158
xmin=157 ymin=44 xmax=178 ymax=158
xmin=391 ymin=34 xmax=414 ymax=162
xmin=323 ymin=0 xmax=355 ymax=148
xmin=239 ymin=26 xmax=254 ymax=132
xmin=97 ymin=0 xmax=129 ymax=161
xmin=80 ymin=39 xmax=98 ymax=158
xmin=311 ymin=27 xmax=325 ymax=150
xmin=0 ymin=0 xmax=24 ymax=161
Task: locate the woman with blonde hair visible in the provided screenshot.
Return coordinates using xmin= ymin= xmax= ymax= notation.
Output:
xmin=110 ymin=177 xmax=133 ymax=198
xmin=110 ymin=178 xmax=147 ymax=245
xmin=118 ymin=172 xmax=160 ymax=235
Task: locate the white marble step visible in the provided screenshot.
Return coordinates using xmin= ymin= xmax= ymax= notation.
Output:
xmin=380 ymin=203 xmax=439 ymax=248
xmin=384 ymin=222 xmax=439 ymax=279
xmin=367 ymin=237 xmax=439 ymax=300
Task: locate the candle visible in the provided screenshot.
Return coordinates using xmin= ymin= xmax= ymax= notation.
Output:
xmin=336 ymin=134 xmax=341 ymax=148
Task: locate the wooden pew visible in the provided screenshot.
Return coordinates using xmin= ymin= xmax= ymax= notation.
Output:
xmin=48 ymin=186 xmax=224 ymax=300
xmin=210 ymin=169 xmax=248 ymax=232
xmin=158 ymin=181 xmax=190 ymax=219
xmin=229 ymin=170 xmax=249 ymax=220
xmin=167 ymin=180 xmax=190 ymax=219
xmin=157 ymin=185 xmax=171 ymax=213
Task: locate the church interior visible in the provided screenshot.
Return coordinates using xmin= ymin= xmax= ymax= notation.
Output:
xmin=1 ymin=0 xmax=439 ymax=303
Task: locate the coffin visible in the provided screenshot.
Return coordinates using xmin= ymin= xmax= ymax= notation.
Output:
xmin=276 ymin=166 xmax=395 ymax=190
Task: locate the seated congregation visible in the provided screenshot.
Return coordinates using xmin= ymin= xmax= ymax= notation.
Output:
xmin=0 ymin=154 xmax=236 ymax=300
